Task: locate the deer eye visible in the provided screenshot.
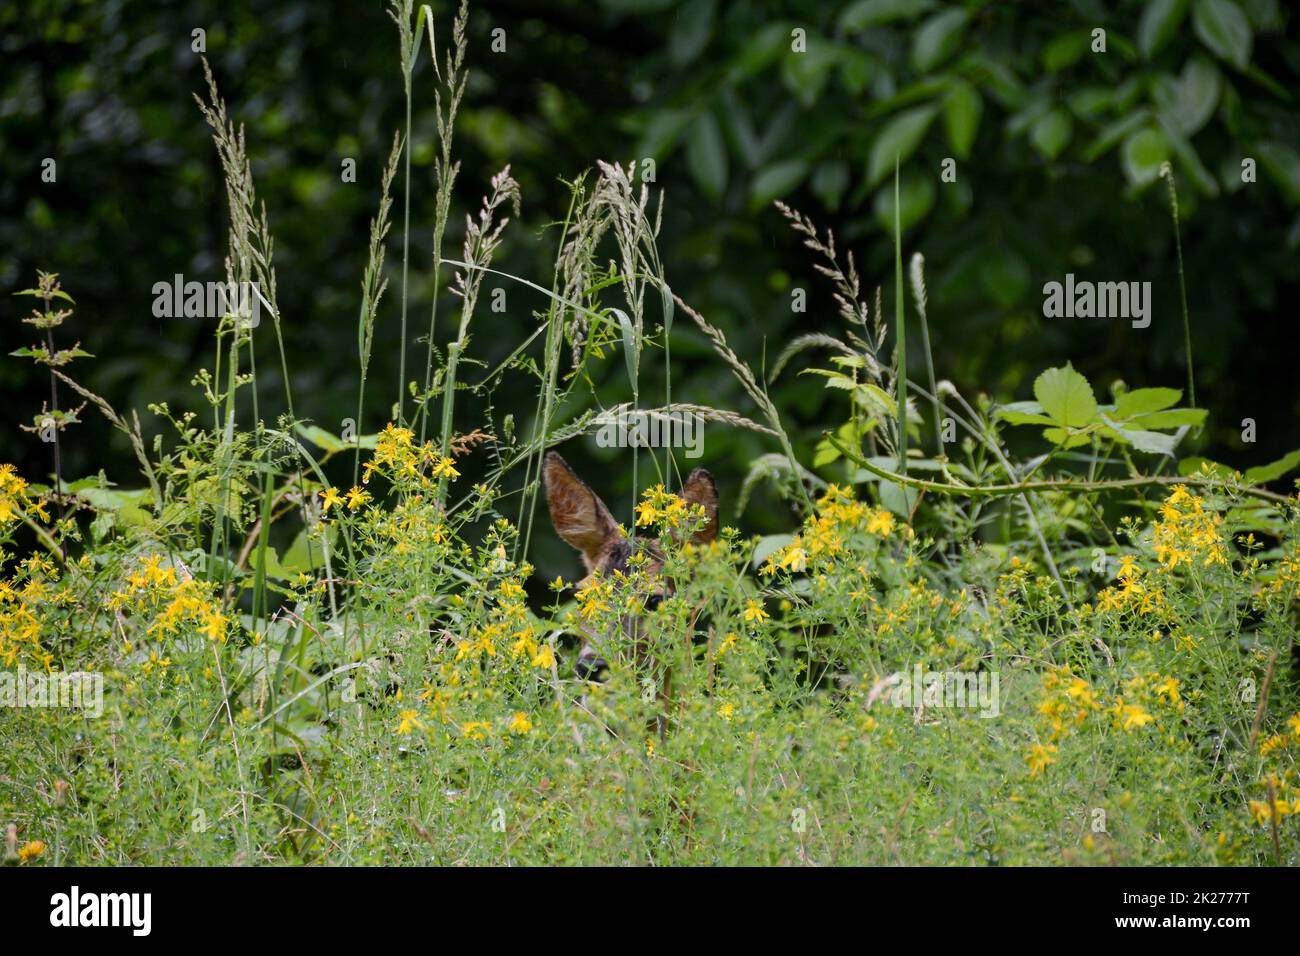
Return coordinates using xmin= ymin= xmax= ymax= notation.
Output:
xmin=644 ymin=594 xmax=663 ymax=612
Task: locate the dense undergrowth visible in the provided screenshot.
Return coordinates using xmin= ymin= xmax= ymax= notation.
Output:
xmin=3 ymin=0 xmax=1300 ymax=866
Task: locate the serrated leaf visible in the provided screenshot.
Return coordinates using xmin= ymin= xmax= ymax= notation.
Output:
xmin=1034 ymin=363 xmax=1098 ymax=428
xmin=1101 ymin=415 xmax=1180 ymax=455
xmin=1128 ymin=408 xmax=1207 ymax=429
xmin=1114 ymin=387 xmax=1182 ymax=418
xmin=1244 ymin=449 xmax=1300 ymax=484
xmin=1042 ymin=427 xmax=1092 ymax=450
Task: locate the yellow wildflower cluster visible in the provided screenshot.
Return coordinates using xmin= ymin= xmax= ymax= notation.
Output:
xmin=574 ymin=576 xmax=615 ymax=624
xmin=761 ymin=485 xmax=898 ymax=577
xmin=108 ymin=554 xmax=229 ymax=645
xmin=1027 ymin=668 xmax=1184 ymax=778
xmin=362 ymin=423 xmax=460 ymax=487
xmin=1263 ymin=548 xmax=1300 ymax=605
xmin=319 ymin=485 xmax=371 ymax=514
xmin=1152 ymin=485 xmax=1228 ymax=569
xmin=1248 ymin=712 xmax=1300 ymax=827
xmin=0 ymin=555 xmax=70 ymax=669
xmin=365 ymin=493 xmax=450 ymax=560
xmin=635 ymin=485 xmax=702 ymax=531
xmin=1095 ymin=554 xmax=1168 ymax=618
xmin=1035 ymin=666 xmax=1102 ymax=742
xmin=0 ymin=464 xmax=49 ymax=525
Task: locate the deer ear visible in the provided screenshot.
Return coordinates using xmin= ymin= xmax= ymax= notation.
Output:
xmin=680 ymin=467 xmax=719 ymax=545
xmin=543 ymin=451 xmax=622 ymax=571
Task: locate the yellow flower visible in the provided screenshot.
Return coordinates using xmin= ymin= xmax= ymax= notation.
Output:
xmin=507 ymin=711 xmax=532 ymax=735
xmin=319 ymin=487 xmax=343 ymax=512
xmin=18 ymin=840 xmax=46 ymax=862
xmin=1153 ymin=677 xmax=1182 ymax=707
xmin=866 ymin=508 xmax=895 ymax=537
xmin=530 ymin=645 xmax=555 ymax=669
xmin=430 ymin=457 xmax=460 ymax=481
xmin=1026 ymin=742 xmax=1057 ymax=778
xmin=1115 ymin=701 xmax=1155 ymax=732
xmin=396 ymin=709 xmax=424 ymax=734
xmin=345 ymin=486 xmax=371 ymax=511
xmin=742 ymin=598 xmax=768 ymax=623
xmin=718 ymin=702 xmax=734 ymax=721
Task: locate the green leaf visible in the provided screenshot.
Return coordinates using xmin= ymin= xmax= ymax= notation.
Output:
xmin=811 ymin=160 xmax=851 ymax=210
xmin=1113 ymin=387 xmax=1182 ymax=418
xmin=668 ymin=0 xmax=716 ymax=66
xmin=1034 ymin=363 xmax=1098 ymax=428
xmin=1152 ymin=56 xmax=1221 ymax=136
xmin=1042 ymin=427 xmax=1092 ymax=450
xmin=872 ymin=171 xmax=936 ymax=232
xmin=632 ymin=108 xmax=693 ymax=162
xmin=868 ymin=105 xmax=938 ymax=186
xmin=1139 ymin=0 xmax=1190 ymax=58
xmin=1244 ymin=449 xmax=1300 ymax=484
xmin=612 ymin=307 xmax=639 ymax=387
xmin=942 ymin=80 xmax=982 ymax=159
xmin=879 ymin=478 xmax=920 ymax=516
xmin=249 ymin=545 xmax=292 ymax=582
xmin=995 ymin=401 xmax=1057 ymax=426
xmin=1178 ymin=456 xmax=1235 ymax=478
xmin=839 ymin=0 xmax=935 ymax=31
xmin=1193 ymin=0 xmax=1252 ymax=68
xmin=1101 ymin=416 xmax=1180 ymax=455
xmin=296 ymin=424 xmax=378 ymax=452
xmin=749 ymin=159 xmax=809 ymax=208
xmin=1030 ymin=108 xmax=1073 ymax=160
xmin=1041 ymin=31 xmax=1091 ymax=72
xmin=911 ymin=9 xmax=969 ymax=72
xmin=1255 ymin=142 xmax=1300 ymax=205
xmin=1084 ymin=110 xmax=1151 ymax=162
xmin=1128 ymin=408 xmax=1207 ymax=429
xmin=1121 ymin=127 xmax=1170 ymax=187
xmin=659 ymin=281 xmax=674 ymax=338
xmin=686 ymin=111 xmax=728 ymax=201
xmin=280 ymin=526 xmax=335 ymax=575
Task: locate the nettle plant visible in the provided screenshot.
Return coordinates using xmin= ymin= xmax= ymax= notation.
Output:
xmin=4 ymin=0 xmax=1300 ymax=866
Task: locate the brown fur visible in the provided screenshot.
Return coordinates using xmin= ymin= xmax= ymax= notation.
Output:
xmin=543 ymin=450 xmax=719 ymax=714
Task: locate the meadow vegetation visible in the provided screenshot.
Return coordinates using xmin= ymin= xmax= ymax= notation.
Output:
xmin=3 ymin=0 xmax=1300 ymax=866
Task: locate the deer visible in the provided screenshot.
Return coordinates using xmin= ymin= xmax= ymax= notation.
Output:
xmin=542 ymin=450 xmax=719 ymax=729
